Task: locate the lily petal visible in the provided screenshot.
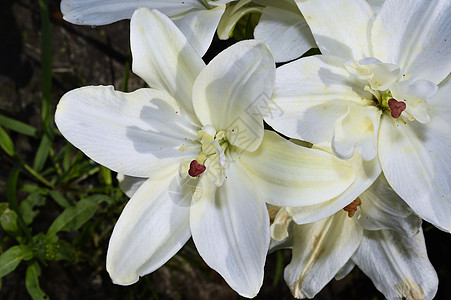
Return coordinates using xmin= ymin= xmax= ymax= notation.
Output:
xmin=61 ymin=0 xmax=206 ymax=25
xmin=366 ymin=0 xmax=385 ymax=14
xmin=190 ymin=166 xmax=269 ymax=297
xmin=332 ymin=103 xmax=381 ymax=161
xmin=335 ymin=259 xmax=355 ymax=280
xmin=378 ymin=77 xmax=451 ymax=232
xmin=55 ymin=86 xmax=199 ymax=177
xmin=117 ymin=174 xmax=146 ymax=198
xmin=353 ymin=228 xmax=438 ymax=300
xmin=193 ymin=40 xmax=275 ymax=152
xmin=289 ymin=147 xmax=381 ymax=225
xmin=239 ymin=130 xmax=356 ymax=207
xmin=284 ymin=211 xmax=362 ymax=299
xmin=131 ymin=8 xmax=205 ymax=113
xmin=294 ymin=0 xmax=373 ymax=60
xmin=173 ymin=5 xmax=226 ymax=57
xmin=253 ymin=0 xmax=298 ymax=11
xmin=270 ymin=207 xmax=292 ymax=242
xmin=357 ymin=174 xmax=422 ymax=236
xmin=372 ymin=0 xmax=451 ymax=84
xmin=253 ymin=6 xmax=316 ymax=63
xmin=106 ymin=163 xmax=191 ymax=285
xmin=266 ymin=55 xmax=370 ymax=145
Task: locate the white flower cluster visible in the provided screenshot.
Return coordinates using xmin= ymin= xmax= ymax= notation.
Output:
xmin=56 ymin=0 xmax=450 ymax=298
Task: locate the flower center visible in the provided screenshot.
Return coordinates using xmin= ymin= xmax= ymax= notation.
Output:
xmin=345 ymin=57 xmax=437 ymax=123
xmin=183 ymin=125 xmax=230 ymax=186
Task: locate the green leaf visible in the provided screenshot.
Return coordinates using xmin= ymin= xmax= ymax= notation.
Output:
xmin=272 ymin=250 xmax=284 ymax=287
xmin=46 ymin=195 xmax=108 ymax=236
xmin=19 ymin=184 xmax=49 ymax=195
xmin=19 ymin=191 xmax=46 ymax=225
xmin=100 ymin=166 xmax=112 ymax=186
xmin=0 ymin=114 xmax=38 ymax=137
xmin=25 ymin=261 xmax=49 ymax=300
xmin=0 ymin=126 xmax=15 ymax=156
xmin=56 ymin=143 xmax=73 ymax=172
xmin=0 ymin=245 xmax=33 ymax=278
xmin=33 ymin=134 xmax=52 ymax=172
xmin=39 ymin=0 xmax=52 ymax=128
xmin=0 ymin=203 xmax=19 ymax=233
xmin=84 ymin=194 xmax=111 ymax=205
xmin=49 ymin=190 xmax=70 ymax=208
xmin=7 ymin=164 xmax=32 ymax=240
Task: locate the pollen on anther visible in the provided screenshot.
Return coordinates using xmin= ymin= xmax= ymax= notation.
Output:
xmin=343 ymin=198 xmax=361 ymax=218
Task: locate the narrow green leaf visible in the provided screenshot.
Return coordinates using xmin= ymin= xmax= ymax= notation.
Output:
xmin=100 ymin=166 xmax=112 ymax=186
xmin=0 ymin=245 xmax=33 ymax=278
xmin=49 ymin=190 xmax=70 ymax=208
xmin=272 ymin=250 xmax=285 ymax=287
xmin=25 ymin=261 xmax=49 ymax=300
xmin=7 ymin=164 xmax=32 ymax=240
xmin=34 ymin=0 xmax=53 ymax=173
xmin=39 ymin=0 xmax=52 ymax=127
xmin=61 ymin=144 xmax=72 ymax=172
xmin=33 ymin=134 xmax=52 ymax=172
xmin=0 ymin=114 xmax=38 ymax=137
xmin=47 ymin=197 xmax=99 ymax=236
xmin=0 ymin=126 xmax=15 ymax=156
xmin=84 ymin=194 xmax=110 ymax=205
xmin=19 ymin=184 xmax=49 ymax=195
xmin=121 ymin=50 xmax=131 ymax=93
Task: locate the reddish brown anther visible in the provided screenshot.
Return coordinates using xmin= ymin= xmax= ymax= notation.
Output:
xmin=388 ymin=98 xmax=406 ymax=118
xmin=343 ymin=198 xmax=361 ymax=218
xmin=188 ymin=160 xmax=206 ymax=177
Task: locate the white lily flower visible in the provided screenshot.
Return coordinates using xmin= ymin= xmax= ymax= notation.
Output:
xmin=285 ymin=143 xmax=381 ymax=225
xmin=215 ymin=0 xmax=316 ymax=63
xmin=271 ymin=175 xmax=438 ymax=299
xmin=252 ymin=0 xmax=384 ymax=63
xmin=55 ymin=8 xmax=356 ymax=297
xmin=60 ymin=0 xmax=235 ymax=56
xmin=252 ymin=0 xmax=316 ymax=63
xmin=266 ymin=0 xmax=451 ymax=231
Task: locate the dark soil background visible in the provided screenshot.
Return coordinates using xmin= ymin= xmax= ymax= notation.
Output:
xmin=1 ymin=0 xmax=450 ymax=299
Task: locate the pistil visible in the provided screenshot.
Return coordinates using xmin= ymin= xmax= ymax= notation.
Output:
xmin=188 ymin=160 xmax=207 ymax=177
xmin=387 ymin=98 xmax=406 ymax=118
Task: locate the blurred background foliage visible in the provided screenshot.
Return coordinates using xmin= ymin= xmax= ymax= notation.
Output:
xmin=0 ymin=0 xmax=450 ymax=299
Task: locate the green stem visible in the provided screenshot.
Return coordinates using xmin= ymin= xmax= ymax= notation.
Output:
xmin=23 ymin=163 xmax=54 ymax=188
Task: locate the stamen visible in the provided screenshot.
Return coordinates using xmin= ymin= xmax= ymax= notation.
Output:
xmin=343 ymin=198 xmax=361 ymax=218
xmin=188 ymin=160 xmax=206 ymax=177
xmin=388 ymin=98 xmax=406 ymax=118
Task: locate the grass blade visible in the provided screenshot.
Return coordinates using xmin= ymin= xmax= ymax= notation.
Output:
xmin=0 ymin=114 xmax=38 ymax=137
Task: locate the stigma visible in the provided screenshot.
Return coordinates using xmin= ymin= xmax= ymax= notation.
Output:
xmin=388 ymin=98 xmax=406 ymax=118
xmin=188 ymin=160 xmax=206 ymax=177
